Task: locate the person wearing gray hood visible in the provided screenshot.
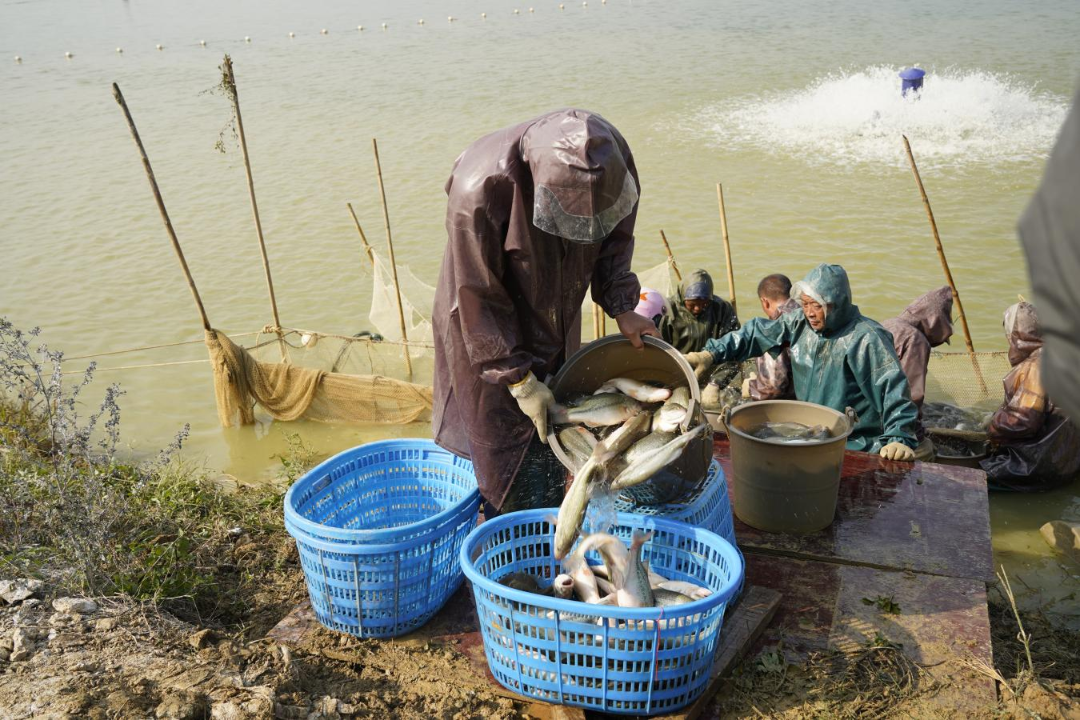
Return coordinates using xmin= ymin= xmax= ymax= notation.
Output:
xmin=882 ymin=287 xmax=954 ymax=460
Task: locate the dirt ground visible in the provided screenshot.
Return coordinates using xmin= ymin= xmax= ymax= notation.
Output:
xmin=0 ymin=591 xmax=525 ymax=720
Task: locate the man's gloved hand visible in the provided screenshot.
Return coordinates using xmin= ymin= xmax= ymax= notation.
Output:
xmin=684 ymin=351 xmax=715 ymax=381
xmin=879 ymin=442 xmax=915 ymax=462
xmin=740 ymin=372 xmax=758 ymax=399
xmin=509 ymin=372 xmax=556 ymax=443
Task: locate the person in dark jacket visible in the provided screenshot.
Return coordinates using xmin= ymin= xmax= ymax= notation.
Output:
xmin=686 ymin=264 xmax=919 ymax=459
xmin=432 ymin=109 xmax=657 ymax=514
xmin=659 ymin=269 xmax=740 ymax=354
xmin=981 ymin=302 xmax=1080 ymax=491
xmin=882 ymin=287 xmax=954 ymax=461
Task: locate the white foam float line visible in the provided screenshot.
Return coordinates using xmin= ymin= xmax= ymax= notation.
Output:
xmin=22 ymin=4 xmax=622 ymax=62
xmin=692 ymin=65 xmax=1069 ymax=168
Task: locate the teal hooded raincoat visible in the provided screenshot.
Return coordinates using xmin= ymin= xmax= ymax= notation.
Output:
xmin=702 ymin=264 xmax=918 ymax=453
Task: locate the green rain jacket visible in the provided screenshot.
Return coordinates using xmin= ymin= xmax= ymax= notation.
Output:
xmin=659 ymin=269 xmax=740 ymax=353
xmin=703 ymin=264 xmax=918 ymax=453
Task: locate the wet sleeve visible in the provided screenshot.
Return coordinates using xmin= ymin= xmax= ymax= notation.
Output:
xmin=591 ymin=162 xmax=642 ymax=317
xmin=988 ymin=360 xmax=1048 ymax=441
xmin=899 ymin=335 xmax=930 ymax=409
xmin=709 ymin=301 xmax=741 ymax=339
xmin=658 ymin=308 xmax=676 ymax=345
xmin=445 ymin=185 xmax=533 ymax=385
xmin=703 ymin=316 xmax=791 ymax=363
xmin=850 ymin=333 xmax=919 ymax=450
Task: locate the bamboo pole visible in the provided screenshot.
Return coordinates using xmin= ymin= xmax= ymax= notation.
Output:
xmin=716 ymin=184 xmax=737 ymax=316
xmin=222 ymin=55 xmax=285 ymax=359
xmin=658 ymin=229 xmax=683 ymax=283
xmin=902 ymin=135 xmax=986 ymax=391
xmin=593 ymin=304 xmax=602 ymax=340
xmin=346 ymin=202 xmax=376 ymax=270
xmin=112 ymin=83 xmax=211 ymax=332
xmin=371 ymin=138 xmax=413 ymax=376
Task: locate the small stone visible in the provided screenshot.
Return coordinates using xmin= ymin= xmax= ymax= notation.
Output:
xmin=52 ymin=597 xmax=98 ymax=615
xmin=95 ymin=617 xmax=118 ymax=632
xmin=50 ymin=612 xmax=77 ymax=627
xmin=272 ymin=703 xmax=307 ymax=719
xmin=0 ymin=636 xmax=13 ymax=652
xmin=0 ymin=579 xmax=43 ymax=604
xmin=23 ymin=598 xmax=40 ymax=609
xmin=0 ymin=648 xmax=10 ymax=662
xmin=210 ymin=700 xmax=242 ymax=720
xmin=155 ymin=690 xmax=209 ymax=719
xmin=189 ymin=628 xmax=216 ymax=650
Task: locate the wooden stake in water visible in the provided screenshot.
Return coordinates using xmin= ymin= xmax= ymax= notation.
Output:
xmin=112 ymin=83 xmax=211 ymax=332
xmin=902 ymin=135 xmax=986 ymax=392
xmin=346 ymin=202 xmax=376 ymax=270
xmin=716 ymin=184 xmax=737 ymax=317
xmin=659 ymin=229 xmax=683 ymax=283
xmin=222 ymin=54 xmax=285 ymax=359
xmin=372 ymin=138 xmax=413 ymax=377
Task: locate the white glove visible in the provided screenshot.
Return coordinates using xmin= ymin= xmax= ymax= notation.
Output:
xmin=740 ymin=372 xmax=758 ymax=399
xmin=879 ymin=442 xmax=915 ymax=462
xmin=684 ymin=351 xmax=715 ymax=381
xmin=509 ymin=372 xmax=556 ymax=444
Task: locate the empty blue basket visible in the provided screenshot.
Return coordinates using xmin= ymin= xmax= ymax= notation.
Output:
xmin=461 ymin=511 xmax=743 ymax=715
xmin=284 ymin=439 xmax=480 ymax=638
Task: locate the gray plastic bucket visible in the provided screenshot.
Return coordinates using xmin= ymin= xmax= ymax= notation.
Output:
xmin=725 ymin=400 xmax=855 ymax=533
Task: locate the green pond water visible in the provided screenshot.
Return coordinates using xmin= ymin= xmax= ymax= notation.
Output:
xmin=1 ymin=0 xmax=1077 ymax=624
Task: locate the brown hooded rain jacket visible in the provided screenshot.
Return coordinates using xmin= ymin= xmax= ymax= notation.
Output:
xmin=431 ymin=109 xmax=641 ymax=510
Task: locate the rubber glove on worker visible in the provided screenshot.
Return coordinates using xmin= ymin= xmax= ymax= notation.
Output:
xmin=509 ymin=372 xmax=556 ymax=444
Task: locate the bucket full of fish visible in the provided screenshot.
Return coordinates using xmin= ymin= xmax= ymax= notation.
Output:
xmin=460 ymin=511 xmax=743 ymax=715
xmin=545 ymin=335 xmax=713 ymax=506
xmin=284 ymin=439 xmax=480 ymax=638
xmin=725 ymin=400 xmax=855 ymax=534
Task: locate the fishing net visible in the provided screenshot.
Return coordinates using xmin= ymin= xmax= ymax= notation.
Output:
xmin=368 ymin=253 xmax=435 ymax=357
xmin=206 ymin=328 xmax=434 ymax=427
xmin=924 ymin=350 xmax=1011 ymax=411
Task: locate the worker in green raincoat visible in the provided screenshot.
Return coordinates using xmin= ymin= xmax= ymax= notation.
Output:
xmin=685 ymin=263 xmax=919 ymax=460
xmin=659 ymin=269 xmax=740 ymax=353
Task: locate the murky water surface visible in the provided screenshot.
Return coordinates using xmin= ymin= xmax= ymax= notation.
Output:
xmin=2 ymin=0 xmax=1078 ymax=619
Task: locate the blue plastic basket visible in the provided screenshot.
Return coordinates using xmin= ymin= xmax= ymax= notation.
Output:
xmin=284 ymin=439 xmax=480 ymax=638
xmin=461 ymin=511 xmax=744 ymax=715
xmin=615 ymin=460 xmax=734 ymax=545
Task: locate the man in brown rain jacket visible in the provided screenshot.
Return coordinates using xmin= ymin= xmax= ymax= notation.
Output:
xmin=432 ymin=109 xmax=657 ymax=514
xmin=980 ymin=302 xmax=1080 ymax=491
xmin=882 ymin=287 xmax=954 ymax=461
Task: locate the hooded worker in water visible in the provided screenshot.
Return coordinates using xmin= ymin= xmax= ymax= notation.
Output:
xmin=432 ymin=109 xmax=657 ymax=515
xmin=685 ymin=263 xmax=920 ymax=460
xmin=659 ymin=269 xmax=740 ymax=353
xmin=980 ymin=302 xmax=1080 ymax=491
xmin=882 ymin=286 xmax=954 ymax=461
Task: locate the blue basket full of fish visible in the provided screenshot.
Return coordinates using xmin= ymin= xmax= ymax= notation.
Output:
xmin=284 ymin=439 xmax=480 ymax=638
xmin=460 ymin=511 xmax=744 ymax=715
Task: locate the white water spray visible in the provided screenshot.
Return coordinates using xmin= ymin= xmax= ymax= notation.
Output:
xmin=696 ymin=66 xmax=1068 ymax=167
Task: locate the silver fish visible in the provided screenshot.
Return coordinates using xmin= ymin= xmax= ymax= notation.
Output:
xmin=622 ymin=531 xmax=655 ymax=608
xmin=553 ymin=414 xmax=651 ymax=559
xmin=623 ymin=430 xmax=678 ymax=466
xmin=550 ymin=393 xmax=643 ymax=427
xmin=670 ymin=386 xmax=691 ymax=406
xmin=562 ymin=544 xmax=601 ymax=604
xmin=549 ymin=574 xmax=575 ymax=600
xmin=593 ymin=377 xmax=672 ymax=403
xmin=653 ymin=401 xmax=688 ymax=433
xmin=655 ymin=580 xmax=711 ymax=599
xmin=653 ymin=588 xmax=695 ymax=607
xmin=610 ymin=425 xmax=708 ymax=491
xmin=750 ymin=421 xmax=831 ymax=443
xmin=558 ymin=426 xmax=598 ymax=470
